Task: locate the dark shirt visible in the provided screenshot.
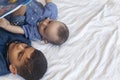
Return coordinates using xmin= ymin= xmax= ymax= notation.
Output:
xmin=0 ymin=28 xmax=31 ymax=76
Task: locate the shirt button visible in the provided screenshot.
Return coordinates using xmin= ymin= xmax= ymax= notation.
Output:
xmin=31 ymin=17 xmax=34 ymax=20
xmin=35 ymin=9 xmax=37 ymax=12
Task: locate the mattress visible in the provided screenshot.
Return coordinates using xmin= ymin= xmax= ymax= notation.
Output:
xmin=0 ymin=0 xmax=120 ymax=80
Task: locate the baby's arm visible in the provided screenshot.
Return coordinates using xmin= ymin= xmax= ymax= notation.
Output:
xmin=45 ymin=0 xmax=52 ymax=3
xmin=43 ymin=0 xmax=58 ymax=19
xmin=0 ymin=18 xmax=24 ymax=34
xmin=12 ymin=5 xmax=26 ymax=16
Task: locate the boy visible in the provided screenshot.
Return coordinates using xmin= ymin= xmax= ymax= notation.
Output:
xmin=0 ymin=0 xmax=69 ymax=45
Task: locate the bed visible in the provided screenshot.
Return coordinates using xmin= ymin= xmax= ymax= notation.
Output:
xmin=0 ymin=0 xmax=120 ymax=80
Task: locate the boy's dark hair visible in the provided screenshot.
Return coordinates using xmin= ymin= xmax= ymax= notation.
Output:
xmin=50 ymin=23 xmax=69 ymax=45
xmin=17 ymin=49 xmax=47 ymax=80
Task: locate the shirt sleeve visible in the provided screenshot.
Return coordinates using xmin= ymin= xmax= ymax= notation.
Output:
xmin=22 ymin=24 xmax=41 ymax=40
xmin=0 ymin=29 xmax=11 ymax=75
xmin=0 ymin=52 xmax=10 ymax=75
xmin=43 ymin=2 xmax=58 ymax=20
xmin=0 ymin=28 xmax=8 ymax=46
xmin=22 ymin=24 xmax=35 ymax=40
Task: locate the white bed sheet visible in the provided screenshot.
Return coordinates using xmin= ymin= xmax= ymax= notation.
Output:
xmin=0 ymin=0 xmax=120 ymax=80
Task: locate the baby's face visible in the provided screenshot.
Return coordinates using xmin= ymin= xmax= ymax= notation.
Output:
xmin=38 ymin=19 xmax=61 ymax=43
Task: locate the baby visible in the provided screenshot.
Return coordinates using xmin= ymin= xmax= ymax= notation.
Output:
xmin=0 ymin=0 xmax=69 ymax=45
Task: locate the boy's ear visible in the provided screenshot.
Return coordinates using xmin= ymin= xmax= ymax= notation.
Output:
xmin=9 ymin=65 xmax=17 ymax=75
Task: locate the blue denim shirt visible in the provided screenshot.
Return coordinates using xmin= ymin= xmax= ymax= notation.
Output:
xmin=22 ymin=0 xmax=58 ymax=40
xmin=0 ymin=28 xmax=31 ymax=76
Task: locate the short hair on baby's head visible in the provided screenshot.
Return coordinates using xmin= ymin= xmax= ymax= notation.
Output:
xmin=50 ymin=22 xmax=69 ymax=45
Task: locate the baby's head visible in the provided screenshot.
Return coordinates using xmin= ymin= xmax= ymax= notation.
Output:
xmin=38 ymin=18 xmax=69 ymax=45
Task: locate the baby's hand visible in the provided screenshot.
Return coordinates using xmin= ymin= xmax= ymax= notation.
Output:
xmin=0 ymin=18 xmax=10 ymax=28
xmin=45 ymin=0 xmax=52 ymax=3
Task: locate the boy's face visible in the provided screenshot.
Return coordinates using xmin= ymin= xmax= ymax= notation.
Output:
xmin=8 ymin=42 xmax=35 ymax=67
xmin=38 ymin=19 xmax=62 ymax=43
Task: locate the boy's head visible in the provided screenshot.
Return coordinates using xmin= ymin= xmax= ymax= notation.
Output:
xmin=38 ymin=18 xmax=69 ymax=45
xmin=8 ymin=42 xmax=47 ymax=80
